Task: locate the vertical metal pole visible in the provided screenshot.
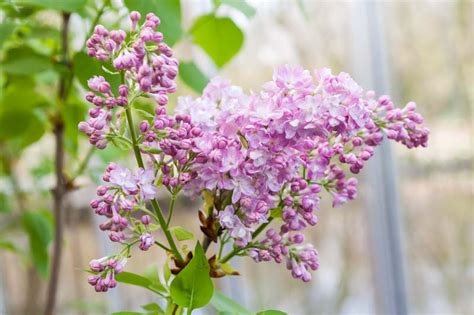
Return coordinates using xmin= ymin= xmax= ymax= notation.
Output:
xmin=350 ymin=2 xmax=409 ymax=314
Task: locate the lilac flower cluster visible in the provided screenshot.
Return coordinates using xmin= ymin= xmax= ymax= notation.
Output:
xmin=90 ymin=163 xmax=157 ymax=242
xmin=80 ymin=11 xmax=178 ymax=149
xmin=87 ymin=256 xmax=126 ymax=292
xmin=83 ymin=11 xmax=428 ymax=288
xmin=175 ymin=66 xmax=428 ymax=281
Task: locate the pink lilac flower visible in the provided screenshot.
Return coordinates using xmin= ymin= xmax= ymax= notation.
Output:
xmin=82 ymin=11 xmax=428 ymax=287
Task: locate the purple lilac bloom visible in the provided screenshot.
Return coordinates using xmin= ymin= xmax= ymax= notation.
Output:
xmin=83 ymin=11 xmax=428 ymax=288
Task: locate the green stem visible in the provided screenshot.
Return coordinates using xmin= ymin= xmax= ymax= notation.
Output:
xmin=125 ymin=107 xmax=145 ymax=168
xmin=220 ymin=218 xmax=274 ymax=264
xmin=151 ymin=199 xmax=183 ymax=262
xmin=154 ymin=241 xmax=172 ymax=252
xmin=71 ymin=146 xmax=95 ymax=180
xmin=166 ymin=193 xmax=176 ymax=227
xmin=219 ymin=246 xmax=246 ymax=264
xmin=252 ymin=217 xmax=273 ymax=239
xmin=124 ymin=103 xmax=183 ymax=262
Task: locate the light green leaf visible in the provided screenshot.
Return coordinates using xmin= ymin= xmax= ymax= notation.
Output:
xmin=170 ymin=242 xmax=214 ymax=312
xmin=0 ymin=240 xmax=19 ymax=253
xmin=124 ymin=0 xmax=182 ymax=46
xmin=0 ymin=192 xmax=11 ymax=213
xmin=170 ymin=226 xmax=195 ymax=241
xmin=179 ymin=62 xmax=208 ymax=93
xmin=0 ymin=21 xmax=16 ymax=49
xmin=257 ymin=311 xmax=287 ymax=315
xmin=14 ymin=0 xmax=87 ymax=12
xmin=112 ymin=312 xmax=145 ymax=315
xmin=163 ymin=259 xmax=172 ymax=283
xmin=211 ymin=290 xmax=252 ymax=315
xmin=115 ymin=271 xmax=165 ymax=296
xmin=191 ymin=14 xmax=244 ymax=68
xmin=2 ymin=45 xmax=51 ymax=74
xmin=21 ymin=210 xmax=54 ymax=278
xmin=141 ymin=302 xmax=164 ymax=313
xmin=220 ymin=0 xmax=256 ymax=18
xmin=115 ymin=271 xmax=152 ymax=289
xmin=143 ymin=264 xmax=167 ymax=293
xmin=73 ymin=51 xmax=121 ymax=92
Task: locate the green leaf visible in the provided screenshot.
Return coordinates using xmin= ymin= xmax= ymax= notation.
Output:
xmin=257 ymin=311 xmax=287 ymax=315
xmin=0 ymin=239 xmax=20 ymax=253
xmin=115 ymin=271 xmax=152 ymax=289
xmin=141 ymin=302 xmax=164 ymax=313
xmin=107 ymin=134 xmax=132 ymax=150
xmin=21 ymin=210 xmax=54 ymax=278
xmin=191 ymin=14 xmax=244 ymax=68
xmin=62 ymin=101 xmax=87 ymax=156
xmin=0 ymin=192 xmax=11 ymax=213
xmin=124 ymin=0 xmax=182 ymax=46
xmin=179 ymin=62 xmax=208 ymax=93
xmin=170 ymin=226 xmax=195 ymax=241
xmin=73 ymin=51 xmax=121 ymax=92
xmin=1 ymin=45 xmax=51 ymax=75
xmin=112 ymin=312 xmax=145 ymax=315
xmin=0 ymin=109 xmax=46 ymax=149
xmin=0 ymin=76 xmax=47 ymax=110
xmin=170 ymin=242 xmax=214 ymax=312
xmin=220 ymin=0 xmax=256 ymax=18
xmin=0 ymin=21 xmax=16 ymax=49
xmin=143 ymin=264 xmax=167 ymax=293
xmin=115 ymin=271 xmax=165 ymax=296
xmin=210 ymin=290 xmax=252 ymax=315
xmin=163 ymin=259 xmax=172 ymax=283
xmin=15 ymin=0 xmax=87 ymax=12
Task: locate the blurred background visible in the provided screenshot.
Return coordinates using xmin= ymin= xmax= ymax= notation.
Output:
xmin=0 ymin=0 xmax=472 ymax=314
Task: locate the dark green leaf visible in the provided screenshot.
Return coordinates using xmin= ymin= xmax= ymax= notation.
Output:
xmin=220 ymin=0 xmax=256 ymax=18
xmin=124 ymin=0 xmax=182 ymax=46
xmin=21 ymin=210 xmax=54 ymax=278
xmin=15 ymin=0 xmax=87 ymax=12
xmin=191 ymin=15 xmax=243 ymax=68
xmin=63 ymin=101 xmax=87 ymax=156
xmin=179 ymin=62 xmax=208 ymax=93
xmin=73 ymin=51 xmax=121 ymax=92
xmin=170 ymin=226 xmax=195 ymax=241
xmin=2 ymin=45 xmax=51 ymax=75
xmin=1 ymin=77 xmax=46 ymax=110
xmin=0 ymin=109 xmax=46 ymax=148
xmin=211 ymin=290 xmax=252 ymax=315
xmin=257 ymin=311 xmax=287 ymax=315
xmin=170 ymin=242 xmax=214 ymax=312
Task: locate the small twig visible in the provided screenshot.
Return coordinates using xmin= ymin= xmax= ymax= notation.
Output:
xmin=154 ymin=241 xmax=172 ymax=252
